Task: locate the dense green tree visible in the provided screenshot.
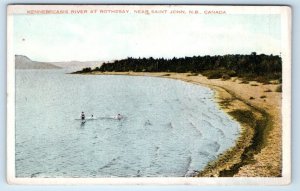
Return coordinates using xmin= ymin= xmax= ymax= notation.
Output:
xmin=74 ymin=53 xmax=282 ymax=81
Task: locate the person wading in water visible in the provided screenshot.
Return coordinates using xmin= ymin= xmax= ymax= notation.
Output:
xmin=81 ymin=112 xmax=85 ymax=120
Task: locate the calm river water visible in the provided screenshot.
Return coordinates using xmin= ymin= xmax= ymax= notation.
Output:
xmin=15 ymin=70 xmax=240 ymax=177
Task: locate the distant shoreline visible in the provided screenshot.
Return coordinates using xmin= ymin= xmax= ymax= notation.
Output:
xmin=75 ymin=71 xmax=282 ymax=177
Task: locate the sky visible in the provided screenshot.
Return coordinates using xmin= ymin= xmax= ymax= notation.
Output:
xmin=13 ymin=12 xmax=281 ymax=62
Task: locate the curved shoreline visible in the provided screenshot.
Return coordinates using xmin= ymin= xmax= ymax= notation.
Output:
xmin=77 ymin=71 xmax=281 ymax=177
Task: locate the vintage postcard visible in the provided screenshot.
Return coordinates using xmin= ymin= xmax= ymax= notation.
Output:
xmin=7 ymin=5 xmax=291 ymax=185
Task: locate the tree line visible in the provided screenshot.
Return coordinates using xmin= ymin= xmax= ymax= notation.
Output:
xmin=74 ymin=53 xmax=282 ymax=81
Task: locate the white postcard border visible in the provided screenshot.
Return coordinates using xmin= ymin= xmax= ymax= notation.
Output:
xmin=6 ymin=5 xmax=292 ymax=185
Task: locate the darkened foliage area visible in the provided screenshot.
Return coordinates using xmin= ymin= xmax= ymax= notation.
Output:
xmin=74 ymin=52 xmax=282 ymax=81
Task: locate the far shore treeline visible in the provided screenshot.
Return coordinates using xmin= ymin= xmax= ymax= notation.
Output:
xmin=74 ymin=52 xmax=282 ymax=82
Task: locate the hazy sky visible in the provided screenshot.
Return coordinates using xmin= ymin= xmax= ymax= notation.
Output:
xmin=13 ymin=13 xmax=281 ymax=62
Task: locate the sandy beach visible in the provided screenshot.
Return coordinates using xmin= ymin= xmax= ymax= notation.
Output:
xmin=84 ymin=71 xmax=282 ymax=177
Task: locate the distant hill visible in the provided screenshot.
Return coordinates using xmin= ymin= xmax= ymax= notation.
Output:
xmin=51 ymin=61 xmax=103 ymax=72
xmin=15 ymin=55 xmax=61 ymax=69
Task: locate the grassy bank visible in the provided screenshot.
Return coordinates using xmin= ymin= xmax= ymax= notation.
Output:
xmin=197 ymin=91 xmax=272 ymax=177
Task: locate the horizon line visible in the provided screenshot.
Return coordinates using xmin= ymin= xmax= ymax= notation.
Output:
xmin=15 ymin=52 xmax=281 ymax=63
